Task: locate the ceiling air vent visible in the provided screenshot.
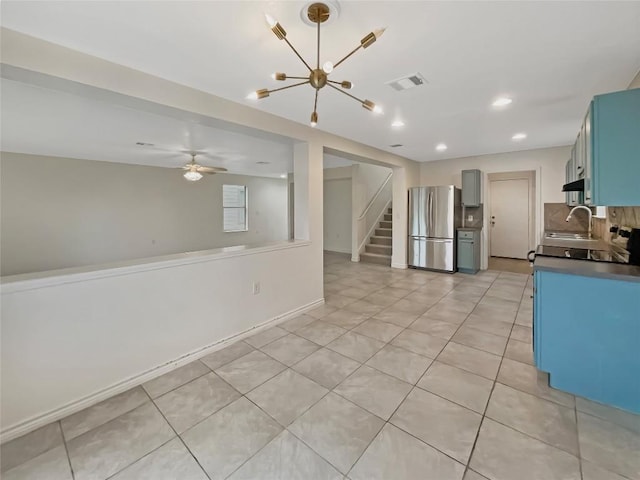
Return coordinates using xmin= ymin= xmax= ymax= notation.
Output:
xmin=390 ymin=144 xmax=403 ymax=148
xmin=386 ymin=73 xmax=427 ymax=92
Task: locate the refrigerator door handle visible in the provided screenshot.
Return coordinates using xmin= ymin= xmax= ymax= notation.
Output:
xmin=427 ymin=191 xmax=433 ymax=238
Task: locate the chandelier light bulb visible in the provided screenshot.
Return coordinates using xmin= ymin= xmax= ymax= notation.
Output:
xmin=248 ymin=89 xmax=270 ymax=100
xmin=373 ymin=105 xmax=383 ymax=114
xmin=322 ymin=61 xmax=334 ymax=74
xmin=392 ymin=120 xmax=405 ymax=128
xmin=264 ymin=13 xmax=277 ymax=28
xmin=373 ymin=27 xmax=386 ymax=39
xmin=184 ymin=170 xmax=203 ymax=181
xmin=310 ymin=111 xmax=318 ymax=127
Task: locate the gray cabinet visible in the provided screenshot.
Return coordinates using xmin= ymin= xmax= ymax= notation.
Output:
xmin=461 ymin=169 xmax=481 ymax=207
xmin=457 ymin=229 xmax=480 ymax=273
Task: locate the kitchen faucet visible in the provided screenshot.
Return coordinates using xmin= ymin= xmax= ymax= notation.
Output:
xmin=566 ymin=205 xmax=593 ymax=239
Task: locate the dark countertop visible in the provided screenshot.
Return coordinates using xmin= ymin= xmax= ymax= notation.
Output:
xmin=534 ymin=256 xmax=640 ymax=282
xmin=457 ymin=227 xmax=482 ymax=231
xmin=535 ymin=233 xmax=640 ymax=282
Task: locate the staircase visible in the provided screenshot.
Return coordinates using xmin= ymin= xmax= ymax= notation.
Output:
xmin=360 ymin=206 xmax=392 ymax=266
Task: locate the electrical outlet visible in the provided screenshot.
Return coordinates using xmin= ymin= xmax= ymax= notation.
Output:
xmin=252 ymin=282 xmax=260 ymax=295
xmin=467 ymin=215 xmax=473 ymax=222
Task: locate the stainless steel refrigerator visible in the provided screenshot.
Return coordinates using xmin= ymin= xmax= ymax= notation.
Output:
xmin=408 ymin=186 xmax=461 ymax=272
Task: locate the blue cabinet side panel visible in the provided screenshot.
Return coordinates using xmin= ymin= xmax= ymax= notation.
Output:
xmin=593 ymin=88 xmax=640 ymax=206
xmin=536 ymin=270 xmax=640 ymax=413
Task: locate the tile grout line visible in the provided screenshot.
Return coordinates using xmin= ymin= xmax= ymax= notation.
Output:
xmin=341 ymin=271 xmax=488 ymax=476
xmin=460 ymin=270 xmax=515 ymax=479
xmin=59 ymin=420 xmax=76 ymax=480
xmin=128 ymin=388 xmax=214 ymax=480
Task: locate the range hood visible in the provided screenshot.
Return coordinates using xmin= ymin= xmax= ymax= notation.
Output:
xmin=562 ymin=178 xmax=584 ymax=192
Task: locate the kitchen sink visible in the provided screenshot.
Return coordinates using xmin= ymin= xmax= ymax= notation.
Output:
xmin=545 ymin=232 xmax=591 ymax=240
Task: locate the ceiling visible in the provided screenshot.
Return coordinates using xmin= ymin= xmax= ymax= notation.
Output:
xmin=0 ymin=78 xmax=295 ymax=177
xmin=1 ymin=1 xmax=639 ymax=163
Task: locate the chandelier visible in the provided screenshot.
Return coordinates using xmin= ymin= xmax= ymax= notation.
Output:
xmin=248 ymin=2 xmax=385 ymax=127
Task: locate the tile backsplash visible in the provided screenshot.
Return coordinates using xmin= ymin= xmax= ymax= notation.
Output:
xmin=544 ymin=203 xmax=590 ymax=232
xmin=593 ymin=206 xmax=640 ymax=244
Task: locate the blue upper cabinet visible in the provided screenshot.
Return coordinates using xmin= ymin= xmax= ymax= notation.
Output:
xmin=583 ymin=88 xmax=640 ymax=206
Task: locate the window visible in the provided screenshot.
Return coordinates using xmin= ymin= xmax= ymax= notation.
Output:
xmin=223 ymin=185 xmax=248 ymax=232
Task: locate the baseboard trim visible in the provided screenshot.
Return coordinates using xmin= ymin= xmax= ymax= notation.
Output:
xmin=0 ymin=298 xmax=324 ymax=444
xmin=391 ymin=262 xmax=408 ymax=269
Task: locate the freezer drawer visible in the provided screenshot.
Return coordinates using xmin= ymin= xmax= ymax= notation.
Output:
xmin=408 ymin=237 xmax=455 ymax=272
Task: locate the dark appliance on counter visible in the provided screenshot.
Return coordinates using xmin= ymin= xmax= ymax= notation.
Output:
xmin=628 ymin=228 xmax=640 ymax=266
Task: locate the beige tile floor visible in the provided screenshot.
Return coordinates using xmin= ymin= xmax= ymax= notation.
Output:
xmin=2 ymin=251 xmax=639 ymax=480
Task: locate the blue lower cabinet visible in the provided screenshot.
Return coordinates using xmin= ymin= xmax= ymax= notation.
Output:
xmin=533 ymin=269 xmax=640 ymax=413
xmin=457 ymin=229 xmax=480 ymax=273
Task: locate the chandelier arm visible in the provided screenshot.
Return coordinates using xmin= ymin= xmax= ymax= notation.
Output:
xmin=285 ymin=75 xmax=311 ymax=80
xmin=332 ymin=44 xmax=363 ymax=69
xmin=313 ymin=89 xmax=319 ymax=113
xmin=316 ymin=20 xmax=320 ymax=70
xmin=327 ymin=83 xmax=365 ymax=103
xmin=282 ymin=37 xmax=313 ymax=72
xmin=327 ymin=80 xmax=347 ymax=85
xmin=268 ymin=81 xmax=310 ymax=94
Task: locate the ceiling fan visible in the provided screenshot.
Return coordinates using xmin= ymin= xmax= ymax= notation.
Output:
xmin=180 ymin=152 xmax=228 ymax=181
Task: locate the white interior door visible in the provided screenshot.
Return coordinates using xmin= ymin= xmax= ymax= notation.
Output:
xmin=490 ymin=179 xmax=530 ymax=259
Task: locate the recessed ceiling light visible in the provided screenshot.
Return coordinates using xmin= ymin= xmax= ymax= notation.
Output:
xmin=492 ymin=97 xmax=512 ymax=107
xmin=391 ymin=120 xmax=405 ymax=128
xmin=512 ymin=133 xmax=527 ymax=141
xmin=436 ymin=143 xmax=447 ymax=152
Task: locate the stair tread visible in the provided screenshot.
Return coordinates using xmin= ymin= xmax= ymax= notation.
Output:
xmin=361 ymin=252 xmax=392 ymax=259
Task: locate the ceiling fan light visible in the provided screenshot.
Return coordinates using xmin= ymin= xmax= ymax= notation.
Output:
xmin=341 ymin=81 xmax=352 ymax=89
xmin=310 ymin=111 xmax=318 ymax=127
xmin=184 ymin=170 xmax=203 ymax=182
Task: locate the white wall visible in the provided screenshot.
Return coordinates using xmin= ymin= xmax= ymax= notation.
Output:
xmin=420 ymin=146 xmax=570 ymax=267
xmin=323 ymin=177 xmax=352 ymax=254
xmin=0 ymin=152 xmax=289 ymax=276
xmin=1 ymin=242 xmax=320 ymax=439
xmin=420 ymin=146 xmax=570 ymax=204
xmin=0 ymin=29 xmax=419 ymax=441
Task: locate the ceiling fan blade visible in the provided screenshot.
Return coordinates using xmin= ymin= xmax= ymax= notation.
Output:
xmin=197 ymin=166 xmax=228 ymax=174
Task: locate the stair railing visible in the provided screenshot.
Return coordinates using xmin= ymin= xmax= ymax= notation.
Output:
xmin=352 ymin=172 xmax=393 ymax=261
